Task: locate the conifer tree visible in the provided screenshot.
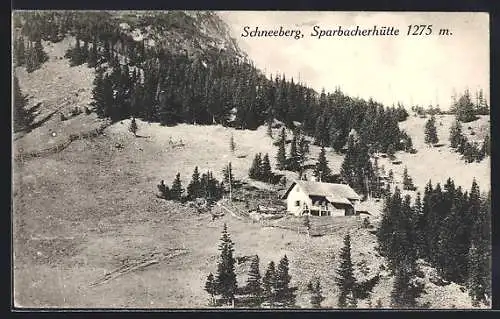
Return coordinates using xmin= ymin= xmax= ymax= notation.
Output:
xmin=223 ymin=162 xmax=234 ymax=187
xmin=229 ymin=133 xmax=236 ymax=153
xmin=129 ymin=117 xmax=138 ymax=137
xmin=276 ymin=128 xmax=287 ymax=170
xmin=200 ymin=170 xmax=223 ymax=203
xmin=449 ymin=119 xmax=463 ymax=149
xmin=454 ymin=89 xmax=478 ymax=123
xmin=297 ymin=133 xmax=310 ymax=170
xmin=157 ymin=180 xmax=170 ymax=200
xmin=13 ymin=75 xmax=33 ymax=132
xmin=14 ymin=36 xmax=26 ymax=66
xmin=467 ymin=184 xmax=490 ymax=305
xmin=215 ymin=223 xmax=238 ymax=306
xmin=287 ymin=135 xmax=300 ymax=172
xmin=25 ymin=40 xmax=48 ymax=73
xmin=205 ymin=272 xmax=217 ymax=306
xmin=170 ymin=173 xmax=184 ymax=201
xmin=249 ymin=153 xmax=262 ymax=180
xmin=335 ymin=234 xmax=357 ymax=308
xmin=275 ymin=255 xmax=295 ymax=307
xmin=468 ymin=241 xmax=489 ymax=306
xmin=424 ymin=115 xmax=439 ymax=146
xmin=91 ymin=70 xmax=114 ymax=118
xmin=262 ymin=261 xmax=277 ymax=307
xmin=307 ymin=278 xmax=325 ymax=308
xmin=402 ymin=166 xmax=416 ymax=191
xmin=390 ymin=256 xmax=423 ymax=309
xmin=260 ymin=153 xmax=273 ymax=183
xmin=187 ymin=166 xmax=202 ymax=200
xmin=340 ymin=136 xmax=373 ymax=197
xmin=313 ymin=147 xmax=331 ymax=182
xmin=377 ymin=187 xmax=418 ymax=270
xmin=246 ymin=255 xmax=263 ymax=304
xmin=481 ymin=135 xmax=490 ymax=157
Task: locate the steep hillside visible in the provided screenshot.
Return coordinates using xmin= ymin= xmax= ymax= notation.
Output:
xmin=13 ymin=117 xmax=479 ymax=308
xmin=14 ymin=37 xmax=106 ymax=156
xmin=381 ymin=114 xmax=490 ymax=194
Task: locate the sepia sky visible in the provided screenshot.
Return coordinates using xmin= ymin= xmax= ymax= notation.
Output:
xmin=219 ymin=11 xmax=490 ymax=109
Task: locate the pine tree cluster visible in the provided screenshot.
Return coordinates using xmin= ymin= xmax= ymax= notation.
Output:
xmin=205 ymin=224 xmax=296 ymax=308
xmin=335 ymin=234 xmax=380 ymax=308
xmin=13 ymin=36 xmax=49 ymax=73
xmin=449 ymin=118 xmax=489 ymax=163
xmin=248 ymin=153 xmax=273 ymax=183
xmin=377 ymin=178 xmax=491 ymax=306
xmin=451 ymin=89 xmax=489 ymax=122
xmin=158 ymin=168 xmax=224 ymax=203
xmin=340 ymin=134 xmax=375 ymax=197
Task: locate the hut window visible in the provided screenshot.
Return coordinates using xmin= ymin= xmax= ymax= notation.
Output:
xmin=295 ymin=200 xmax=300 ymax=207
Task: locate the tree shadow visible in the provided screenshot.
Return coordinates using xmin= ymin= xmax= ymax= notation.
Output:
xmin=28 ymin=107 xmax=59 ymax=131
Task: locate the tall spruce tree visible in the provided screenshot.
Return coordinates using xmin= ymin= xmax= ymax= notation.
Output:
xmin=260 ymin=153 xmax=273 ymax=183
xmin=275 ymin=255 xmax=295 ymax=307
xmin=307 ymin=278 xmax=325 ymax=308
xmin=314 ymin=147 xmax=332 ymax=182
xmin=481 ymin=135 xmax=490 ymax=157
xmin=287 ymin=135 xmax=300 ymax=172
xmin=170 ymin=173 xmax=184 ymax=201
xmin=91 ymin=70 xmax=114 ymax=118
xmin=335 ymin=234 xmax=357 ymax=308
xmin=276 ymin=128 xmax=287 ymax=170
xmin=223 ymin=162 xmax=234 ymax=188
xmin=424 ymin=115 xmax=439 ymax=146
xmin=245 ymin=255 xmax=263 ymax=304
xmin=249 ymin=153 xmax=263 ymax=180
xmin=449 ymin=118 xmax=463 ymax=149
xmin=390 ymin=256 xmax=423 ymax=309
xmin=467 ymin=184 xmax=490 ymax=305
xmin=262 ymin=261 xmax=277 ymax=307
xmin=402 ymin=166 xmax=415 ymax=191
xmin=340 ymin=136 xmax=373 ymax=197
xmin=454 ymin=89 xmax=477 ymax=123
xmin=187 ymin=166 xmax=202 ymax=200
xmin=13 ymin=75 xmax=33 ymax=132
xmin=205 ymin=272 xmax=217 ymax=306
xmin=215 ymin=223 xmax=238 ymax=306
xmin=297 ymin=133 xmax=310 ymax=174
xmin=377 ymin=187 xmax=419 ymax=270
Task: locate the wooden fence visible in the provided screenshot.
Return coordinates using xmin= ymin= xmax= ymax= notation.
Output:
xmin=14 ymin=122 xmax=109 ymax=162
xmin=262 ymin=215 xmax=361 ymax=237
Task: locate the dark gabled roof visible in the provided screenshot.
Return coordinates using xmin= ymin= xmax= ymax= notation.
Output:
xmin=283 ymin=180 xmax=360 ymax=201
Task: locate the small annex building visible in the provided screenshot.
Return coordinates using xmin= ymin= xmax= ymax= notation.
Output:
xmin=282 ymin=180 xmax=361 ymax=216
